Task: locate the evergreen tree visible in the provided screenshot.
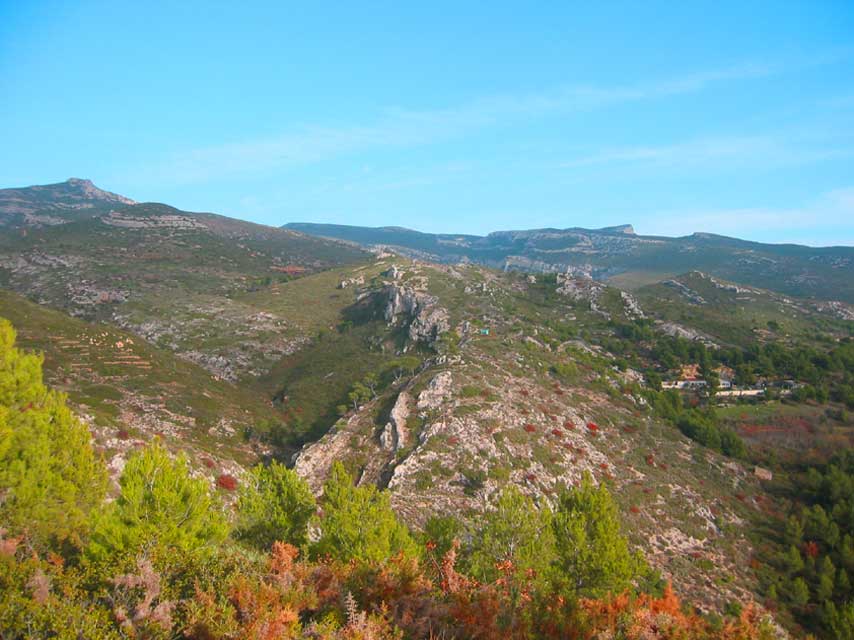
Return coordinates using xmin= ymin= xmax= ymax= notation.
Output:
xmin=784 ymin=514 xmax=805 ymax=547
xmin=87 ymin=442 xmax=228 ymax=561
xmin=551 ymin=472 xmax=642 ymax=597
xmin=467 ymin=486 xmax=556 ymax=587
xmin=817 ymin=556 xmax=837 ymax=602
xmin=783 ymin=545 xmax=804 ymax=574
xmin=235 ymin=460 xmax=316 ymax=551
xmin=838 ymin=567 xmax=851 ymax=597
xmin=423 ymin=514 xmax=464 ymax=560
xmin=313 ymin=462 xmax=417 ymax=563
xmin=790 ymin=577 xmax=811 ymax=607
xmin=823 ymin=600 xmax=854 ymax=638
xmin=0 ymin=318 xmax=106 ymax=547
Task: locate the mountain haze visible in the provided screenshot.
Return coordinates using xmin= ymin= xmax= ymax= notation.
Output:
xmin=286 ymin=221 xmax=854 ymax=303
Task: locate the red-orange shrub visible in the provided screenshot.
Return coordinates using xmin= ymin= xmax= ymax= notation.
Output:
xmin=216 ymin=474 xmax=238 ymax=490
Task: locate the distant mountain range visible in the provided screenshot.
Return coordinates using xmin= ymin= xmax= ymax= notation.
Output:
xmin=2 ymin=178 xmax=853 ymax=304
xmin=286 ymin=221 xmax=854 ymax=303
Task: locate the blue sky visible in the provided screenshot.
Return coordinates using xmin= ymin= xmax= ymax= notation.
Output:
xmin=2 ymin=2 xmax=853 ymax=245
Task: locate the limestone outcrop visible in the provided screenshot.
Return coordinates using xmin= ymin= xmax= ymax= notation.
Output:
xmin=379 ymin=391 xmax=410 ymax=452
xmin=383 ymin=284 xmax=450 ymax=346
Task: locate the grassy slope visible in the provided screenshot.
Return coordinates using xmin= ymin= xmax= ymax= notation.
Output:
xmin=249 ymin=259 xmax=419 ymax=444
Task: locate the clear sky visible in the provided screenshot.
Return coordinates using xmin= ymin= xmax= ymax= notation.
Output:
xmin=2 ymin=2 xmax=853 ymax=245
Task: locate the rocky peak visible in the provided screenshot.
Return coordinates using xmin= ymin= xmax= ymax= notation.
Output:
xmin=66 ymin=177 xmax=95 ymax=189
xmin=601 ymin=224 xmax=635 ymax=235
xmin=64 ymin=178 xmax=136 ymax=205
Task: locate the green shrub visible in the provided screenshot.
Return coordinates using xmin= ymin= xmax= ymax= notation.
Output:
xmin=0 ymin=318 xmax=107 ymax=548
xmin=87 ymin=442 xmax=229 ymax=562
xmin=312 ymin=462 xmax=418 ymax=563
xmin=235 ymin=461 xmax=316 ymax=551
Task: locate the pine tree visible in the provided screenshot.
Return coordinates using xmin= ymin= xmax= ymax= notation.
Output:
xmin=235 ymin=460 xmax=316 ymax=551
xmin=837 ymin=567 xmax=851 ymax=597
xmin=790 ymin=576 xmax=811 ymax=607
xmin=312 ymin=462 xmax=417 ymax=563
xmin=783 ymin=545 xmax=804 ymax=574
xmin=784 ymin=514 xmax=805 ymax=547
xmin=87 ymin=442 xmax=228 ymax=561
xmin=467 ymin=485 xmax=556 ymax=587
xmin=817 ymin=556 xmax=837 ymax=602
xmin=823 ymin=600 xmax=854 ymax=639
xmin=551 ymin=472 xmax=643 ymax=598
xmin=0 ymin=318 xmax=106 ymax=547
xmin=423 ymin=514 xmax=463 ymax=560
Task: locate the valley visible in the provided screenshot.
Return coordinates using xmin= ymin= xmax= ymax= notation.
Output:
xmin=2 ymin=179 xmax=854 ymax=637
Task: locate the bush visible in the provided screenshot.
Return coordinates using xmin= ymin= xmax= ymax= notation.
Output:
xmin=551 ymin=472 xmax=645 ymax=598
xmin=216 ymin=474 xmax=238 ymax=491
xmin=467 ymin=486 xmax=556 ymax=589
xmin=550 ymin=361 xmax=578 ymax=383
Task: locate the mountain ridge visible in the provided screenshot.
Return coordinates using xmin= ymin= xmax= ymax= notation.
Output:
xmin=285 ymin=221 xmax=854 ymax=303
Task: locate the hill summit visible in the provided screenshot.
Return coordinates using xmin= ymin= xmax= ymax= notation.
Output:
xmin=0 ymin=177 xmax=135 ymax=227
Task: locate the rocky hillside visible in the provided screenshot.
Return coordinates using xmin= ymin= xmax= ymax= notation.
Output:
xmin=286 ymin=222 xmax=854 ymax=304
xmin=285 ymin=259 xmax=774 ymax=613
xmin=4 ymin=179 xmax=854 ymax=634
xmin=0 ymin=177 xmax=135 ymax=227
xmin=634 ymin=270 xmax=854 ymax=349
xmin=0 ymin=179 xmax=370 ymax=381
xmin=0 ymin=288 xmax=281 ymax=492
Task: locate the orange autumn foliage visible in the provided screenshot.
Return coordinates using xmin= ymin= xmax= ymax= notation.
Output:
xmin=1 ymin=533 xmax=774 ymax=640
xmin=578 ymin=583 xmax=775 ymax=640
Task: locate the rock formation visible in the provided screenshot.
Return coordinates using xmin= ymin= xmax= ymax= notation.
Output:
xmin=383 ymin=285 xmax=450 ymax=346
xmin=379 ymin=391 xmax=410 ymax=452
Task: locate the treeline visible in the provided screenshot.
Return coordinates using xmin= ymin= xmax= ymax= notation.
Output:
xmin=716 ymin=341 xmax=854 ymax=408
xmin=645 ymin=389 xmax=747 ymax=459
xmin=0 ymin=317 xmax=778 ymax=639
xmin=600 ymin=319 xmax=854 ymax=458
xmin=761 ymin=450 xmax=854 ymax=637
xmin=608 ymin=319 xmax=854 ymax=409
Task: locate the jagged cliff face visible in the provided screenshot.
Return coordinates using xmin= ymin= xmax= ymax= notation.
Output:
xmin=291 ymin=259 xmax=766 ymax=614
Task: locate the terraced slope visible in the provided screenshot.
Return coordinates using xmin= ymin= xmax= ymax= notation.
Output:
xmin=0 ymin=180 xmax=370 ymax=380
xmin=0 ymin=288 xmax=284 ymax=482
